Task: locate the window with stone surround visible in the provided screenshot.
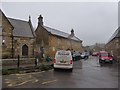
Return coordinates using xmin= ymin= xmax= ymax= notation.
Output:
xmin=22 ymin=44 xmax=28 ymax=56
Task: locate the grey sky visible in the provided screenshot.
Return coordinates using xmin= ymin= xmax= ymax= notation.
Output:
xmin=1 ymin=2 xmax=118 ymax=46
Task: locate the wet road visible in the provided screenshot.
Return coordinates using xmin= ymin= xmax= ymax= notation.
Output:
xmin=2 ymin=56 xmax=118 ymax=88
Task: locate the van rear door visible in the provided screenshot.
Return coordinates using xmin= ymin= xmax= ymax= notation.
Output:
xmin=55 ymin=51 xmax=72 ymax=65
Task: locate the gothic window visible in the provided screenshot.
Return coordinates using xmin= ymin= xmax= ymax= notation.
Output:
xmin=22 ymin=44 xmax=28 ymax=56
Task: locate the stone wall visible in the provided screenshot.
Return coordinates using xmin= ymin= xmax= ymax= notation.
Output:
xmin=35 ymin=25 xmax=83 ymax=60
xmin=35 ymin=25 xmax=49 ymax=45
xmin=14 ymin=37 xmax=35 ymax=58
xmin=106 ymin=38 xmax=120 ymax=62
xmin=2 ymin=58 xmax=36 ymax=68
xmin=2 ymin=12 xmax=13 ymax=58
xmin=48 ymin=35 xmax=83 ymax=59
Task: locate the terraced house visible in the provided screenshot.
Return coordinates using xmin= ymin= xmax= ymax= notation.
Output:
xmin=35 ymin=15 xmax=83 ymax=59
xmin=105 ymin=27 xmax=120 ymax=63
xmin=0 ymin=10 xmax=36 ymax=58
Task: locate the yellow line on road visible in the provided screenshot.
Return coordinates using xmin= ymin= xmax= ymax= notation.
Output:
xmin=42 ymin=80 xmax=57 ymax=85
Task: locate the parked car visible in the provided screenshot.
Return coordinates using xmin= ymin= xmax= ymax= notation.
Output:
xmin=72 ymin=51 xmax=81 ymax=61
xmin=92 ymin=52 xmax=99 ymax=56
xmin=54 ymin=50 xmax=73 ymax=71
xmin=98 ymin=51 xmax=113 ymax=64
xmin=81 ymin=52 xmax=89 ymax=59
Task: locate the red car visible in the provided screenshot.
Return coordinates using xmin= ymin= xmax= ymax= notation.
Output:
xmin=92 ymin=52 xmax=99 ymax=56
xmin=98 ymin=51 xmax=113 ymax=64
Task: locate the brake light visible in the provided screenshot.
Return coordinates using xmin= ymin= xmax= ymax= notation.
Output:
xmin=70 ymin=60 xmax=73 ymax=64
xmin=54 ymin=59 xmax=56 ymax=63
xmin=109 ymin=58 xmax=113 ymax=60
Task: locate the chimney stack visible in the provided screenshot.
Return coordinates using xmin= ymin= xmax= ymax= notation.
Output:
xmin=38 ymin=15 xmax=43 ymax=25
xmin=71 ymin=29 xmax=75 ymax=36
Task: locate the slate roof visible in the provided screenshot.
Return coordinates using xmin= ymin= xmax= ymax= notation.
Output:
xmin=43 ymin=26 xmax=82 ymax=42
xmin=108 ymin=27 xmax=120 ymax=43
xmin=8 ymin=18 xmax=35 ymax=38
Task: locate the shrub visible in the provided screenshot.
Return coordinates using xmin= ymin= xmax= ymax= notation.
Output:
xmin=39 ymin=64 xmax=53 ymax=71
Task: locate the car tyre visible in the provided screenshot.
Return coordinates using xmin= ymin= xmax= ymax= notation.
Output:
xmin=54 ymin=68 xmax=57 ymax=71
xmin=110 ymin=61 xmax=113 ymax=64
xmin=69 ymin=68 xmax=73 ymax=72
xmin=84 ymin=56 xmax=88 ymax=60
xmin=99 ymin=59 xmax=102 ymax=63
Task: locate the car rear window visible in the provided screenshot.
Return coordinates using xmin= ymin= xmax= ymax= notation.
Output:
xmin=57 ymin=51 xmax=70 ymax=56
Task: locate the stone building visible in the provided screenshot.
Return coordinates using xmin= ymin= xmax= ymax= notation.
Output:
xmin=0 ymin=10 xmax=14 ymax=58
xmin=91 ymin=43 xmax=105 ymax=52
xmin=35 ymin=15 xmax=83 ymax=59
xmin=0 ymin=10 xmax=36 ymax=58
xmin=105 ymin=27 xmax=120 ymax=62
xmin=8 ymin=17 xmax=36 ymax=58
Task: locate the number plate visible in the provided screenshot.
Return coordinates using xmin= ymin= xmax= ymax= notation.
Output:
xmin=105 ymin=60 xmax=110 ymax=62
xmin=60 ymin=59 xmax=68 ymax=63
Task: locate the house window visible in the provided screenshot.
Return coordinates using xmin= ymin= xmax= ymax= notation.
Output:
xmin=22 ymin=44 xmax=28 ymax=56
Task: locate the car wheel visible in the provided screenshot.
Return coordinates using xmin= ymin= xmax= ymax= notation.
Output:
xmin=99 ymin=59 xmax=102 ymax=63
xmin=110 ymin=61 xmax=113 ymax=64
xmin=85 ymin=56 xmax=88 ymax=60
xmin=54 ymin=68 xmax=57 ymax=71
xmin=69 ymin=68 xmax=73 ymax=72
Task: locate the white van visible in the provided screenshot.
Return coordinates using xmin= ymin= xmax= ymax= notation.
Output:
xmin=54 ymin=50 xmax=73 ymax=71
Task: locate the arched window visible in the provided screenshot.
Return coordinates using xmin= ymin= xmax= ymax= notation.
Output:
xmin=22 ymin=44 xmax=28 ymax=56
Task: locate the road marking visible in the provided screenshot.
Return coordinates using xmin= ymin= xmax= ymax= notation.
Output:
xmin=15 ymin=80 xmax=33 ymax=86
xmin=32 ymin=79 xmax=39 ymax=83
xmin=7 ymin=79 xmax=34 ymax=87
xmin=42 ymin=80 xmax=57 ymax=85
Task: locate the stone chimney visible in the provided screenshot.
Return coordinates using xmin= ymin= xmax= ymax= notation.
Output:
xmin=71 ymin=29 xmax=75 ymax=36
xmin=38 ymin=15 xmax=43 ymax=25
xmin=29 ymin=15 xmax=31 ymax=22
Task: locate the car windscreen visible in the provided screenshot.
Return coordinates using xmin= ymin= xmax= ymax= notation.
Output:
xmin=101 ymin=53 xmax=108 ymax=57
